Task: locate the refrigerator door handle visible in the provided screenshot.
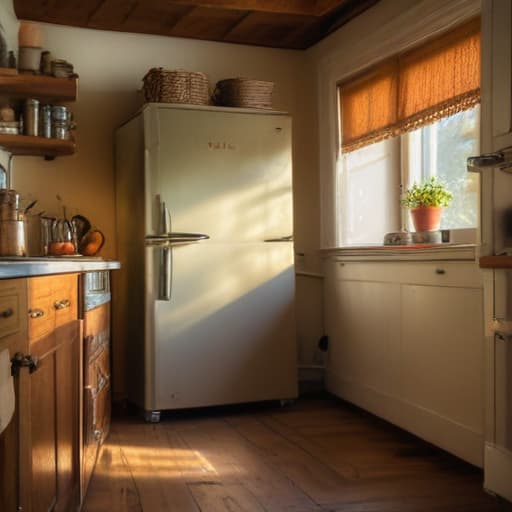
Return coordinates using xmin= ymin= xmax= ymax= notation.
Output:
xmin=159 ymin=246 xmax=172 ymax=301
xmin=145 ymin=233 xmax=210 ymax=246
xmin=264 ymin=235 xmax=294 ymax=242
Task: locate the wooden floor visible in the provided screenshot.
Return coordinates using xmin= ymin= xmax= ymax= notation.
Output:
xmin=83 ymin=395 xmax=512 ymax=512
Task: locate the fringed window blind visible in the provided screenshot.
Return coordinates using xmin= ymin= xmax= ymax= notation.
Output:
xmin=339 ymin=18 xmax=480 ymax=153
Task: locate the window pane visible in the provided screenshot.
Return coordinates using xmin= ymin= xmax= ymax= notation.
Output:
xmin=405 ymin=106 xmax=480 ymax=230
xmin=339 ymin=138 xmax=401 ymax=245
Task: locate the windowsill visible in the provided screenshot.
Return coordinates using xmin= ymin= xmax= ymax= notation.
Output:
xmin=321 ymin=243 xmax=478 ymax=261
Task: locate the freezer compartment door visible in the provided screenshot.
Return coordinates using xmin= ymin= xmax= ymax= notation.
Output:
xmin=144 ymin=241 xmax=297 ymax=410
xmin=144 ymin=107 xmax=293 ymax=242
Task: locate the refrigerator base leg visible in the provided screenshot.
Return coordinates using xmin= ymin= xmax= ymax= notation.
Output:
xmin=144 ymin=410 xmax=161 ymax=423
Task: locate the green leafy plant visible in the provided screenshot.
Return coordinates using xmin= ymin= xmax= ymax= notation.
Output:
xmin=401 ymin=177 xmax=454 ymax=208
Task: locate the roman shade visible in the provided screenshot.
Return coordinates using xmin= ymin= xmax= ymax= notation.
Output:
xmin=340 ymin=18 xmax=480 ymax=153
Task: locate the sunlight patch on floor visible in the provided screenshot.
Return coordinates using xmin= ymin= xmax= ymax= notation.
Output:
xmin=95 ymin=446 xmax=218 ymax=479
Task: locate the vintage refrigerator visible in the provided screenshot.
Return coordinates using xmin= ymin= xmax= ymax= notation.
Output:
xmin=114 ymin=103 xmax=297 ymax=421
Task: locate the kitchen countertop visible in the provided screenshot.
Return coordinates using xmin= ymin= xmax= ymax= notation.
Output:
xmin=479 ymin=255 xmax=512 ymax=269
xmin=0 ymin=257 xmax=121 ymax=278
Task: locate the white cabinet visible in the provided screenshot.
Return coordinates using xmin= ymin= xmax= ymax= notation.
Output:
xmin=324 ymin=259 xmax=484 ymax=466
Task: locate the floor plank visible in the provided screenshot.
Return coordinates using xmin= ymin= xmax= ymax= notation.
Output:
xmin=83 ymin=396 xmax=512 ymax=512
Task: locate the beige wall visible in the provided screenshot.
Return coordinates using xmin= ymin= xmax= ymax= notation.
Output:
xmin=4 ymin=22 xmax=324 ymax=395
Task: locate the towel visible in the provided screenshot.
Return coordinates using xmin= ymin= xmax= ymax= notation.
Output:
xmin=0 ymin=348 xmax=15 ymax=436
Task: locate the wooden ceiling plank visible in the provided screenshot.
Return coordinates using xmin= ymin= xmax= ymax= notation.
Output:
xmin=158 ymin=0 xmax=317 ymax=16
xmin=219 ymin=10 xmax=252 ymax=40
xmin=315 ymin=0 xmax=348 ymax=16
xmin=323 ymin=0 xmax=379 ymax=35
xmin=85 ymin=0 xmax=139 ymax=28
xmin=169 ymin=6 xmax=247 ymax=40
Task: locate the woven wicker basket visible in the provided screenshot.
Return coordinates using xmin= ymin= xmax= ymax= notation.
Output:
xmin=214 ymin=78 xmax=274 ymax=109
xmin=142 ymin=68 xmax=210 ymax=105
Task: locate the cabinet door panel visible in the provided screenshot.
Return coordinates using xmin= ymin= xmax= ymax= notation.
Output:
xmin=30 ymin=352 xmax=57 ymax=512
xmin=0 ymin=407 xmax=19 ymax=511
xmin=55 ymin=322 xmax=80 ymax=512
xmin=328 ymin=279 xmax=401 ymax=397
xmin=490 ymin=0 xmax=512 ymax=146
xmin=401 ymin=285 xmax=484 ymax=432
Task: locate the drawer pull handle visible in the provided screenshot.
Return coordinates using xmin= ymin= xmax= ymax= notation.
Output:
xmin=435 ymin=268 xmax=446 ymax=275
xmin=0 ymin=307 xmax=13 ymax=318
xmin=28 ymin=309 xmax=45 ymax=319
xmin=54 ymin=299 xmax=71 ymax=310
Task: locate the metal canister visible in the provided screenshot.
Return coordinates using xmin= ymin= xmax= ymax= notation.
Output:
xmin=23 ymin=99 xmax=39 ymax=136
xmin=51 ymin=106 xmax=70 ymax=140
xmin=40 ymin=104 xmax=52 ymax=138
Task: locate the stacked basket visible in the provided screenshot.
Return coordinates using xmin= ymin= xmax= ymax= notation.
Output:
xmin=142 ymin=68 xmax=210 ymax=105
xmin=213 ymin=78 xmax=274 ymax=109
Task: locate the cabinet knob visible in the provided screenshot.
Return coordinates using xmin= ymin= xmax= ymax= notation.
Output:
xmin=435 ymin=268 xmax=446 ymax=275
xmin=54 ymin=299 xmax=71 ymax=310
xmin=28 ymin=308 xmax=44 ymax=319
xmin=0 ymin=307 xmax=13 ymax=318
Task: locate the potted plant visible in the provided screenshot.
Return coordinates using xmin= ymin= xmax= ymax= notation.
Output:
xmin=402 ymin=177 xmax=453 ymax=232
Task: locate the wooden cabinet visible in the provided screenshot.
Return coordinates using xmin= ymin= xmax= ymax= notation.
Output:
xmin=0 ymin=74 xmax=77 ymax=158
xmin=0 ymin=274 xmax=80 ymax=512
xmin=324 ymin=259 xmax=484 ymax=466
xmin=82 ymin=302 xmax=111 ymax=496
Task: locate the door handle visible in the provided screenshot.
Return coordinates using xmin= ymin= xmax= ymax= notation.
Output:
xmin=264 ymin=235 xmax=293 ymax=242
xmin=11 ymin=352 xmax=39 ymax=377
xmin=0 ymin=307 xmax=13 ymax=318
xmin=159 ymin=246 xmax=172 ymax=301
xmin=28 ymin=308 xmax=45 ymax=319
xmin=54 ymin=299 xmax=71 ymax=310
xmin=492 ymin=317 xmax=512 ymax=340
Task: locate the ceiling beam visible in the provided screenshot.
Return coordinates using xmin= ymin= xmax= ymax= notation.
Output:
xmin=315 ymin=0 xmax=348 ymax=16
xmin=156 ymin=0 xmax=324 ymax=16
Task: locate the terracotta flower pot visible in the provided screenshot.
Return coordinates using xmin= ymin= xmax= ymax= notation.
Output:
xmin=410 ymin=206 xmax=442 ymax=232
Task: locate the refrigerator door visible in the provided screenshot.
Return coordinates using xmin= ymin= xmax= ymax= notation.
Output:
xmin=145 ymin=240 xmax=297 ymax=410
xmin=144 ymin=105 xmax=293 ymax=242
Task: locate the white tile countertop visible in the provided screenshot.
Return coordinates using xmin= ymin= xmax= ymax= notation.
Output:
xmin=0 ymin=257 xmax=120 ymax=278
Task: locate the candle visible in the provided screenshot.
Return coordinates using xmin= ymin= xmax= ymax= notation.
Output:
xmin=18 ymin=22 xmax=43 ymax=48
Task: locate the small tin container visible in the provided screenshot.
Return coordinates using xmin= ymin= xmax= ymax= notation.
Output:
xmin=23 ymin=98 xmax=39 ymax=136
xmin=40 ymin=104 xmax=52 ymax=138
xmin=51 ymin=106 xmax=71 ymax=140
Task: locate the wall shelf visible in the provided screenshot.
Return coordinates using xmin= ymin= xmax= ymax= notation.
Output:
xmin=0 ymin=73 xmax=77 ymax=157
xmin=0 ymin=73 xmax=77 ymax=101
xmin=0 ymin=134 xmax=75 ymax=158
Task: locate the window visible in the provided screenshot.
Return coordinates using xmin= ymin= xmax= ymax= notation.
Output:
xmin=404 ymin=106 xmax=480 ymax=231
xmin=337 ymin=19 xmax=480 ymax=246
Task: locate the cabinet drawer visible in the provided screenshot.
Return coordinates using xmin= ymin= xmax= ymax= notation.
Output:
xmin=27 ymin=295 xmax=54 ymax=342
xmin=333 ymin=261 xmax=483 ymax=288
xmin=28 ymin=274 xmax=78 ymax=342
xmin=0 ymin=280 xmax=23 ymax=339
